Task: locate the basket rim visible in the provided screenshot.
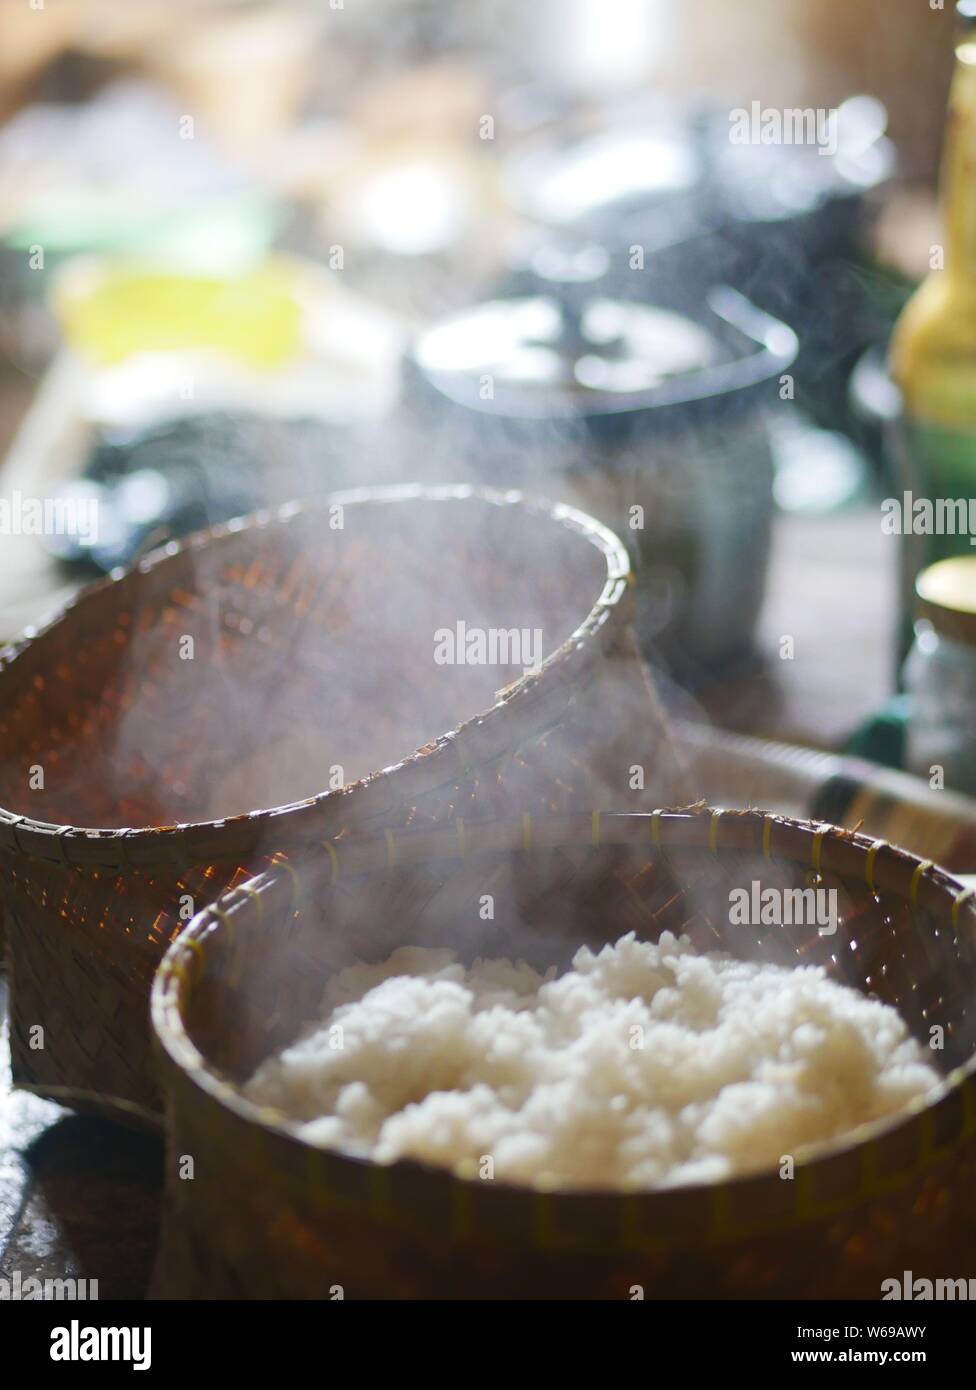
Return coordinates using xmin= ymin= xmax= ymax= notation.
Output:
xmin=0 ymin=483 xmax=631 ymax=865
xmin=151 ymin=806 xmax=976 ymax=1210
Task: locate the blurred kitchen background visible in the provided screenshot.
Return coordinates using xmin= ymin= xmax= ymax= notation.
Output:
xmin=0 ymin=0 xmax=962 ymax=769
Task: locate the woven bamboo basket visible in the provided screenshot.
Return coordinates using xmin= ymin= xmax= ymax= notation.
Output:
xmin=151 ymin=806 xmax=976 ymax=1300
xmin=0 ymin=485 xmax=680 ymax=1122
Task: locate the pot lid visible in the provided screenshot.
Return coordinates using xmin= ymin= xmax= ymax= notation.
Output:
xmin=412 ymin=236 xmax=797 ymax=420
xmin=505 ymin=127 xmax=702 ymax=227
xmin=711 ymin=96 xmax=894 ymax=223
xmin=504 ymin=99 xmax=892 ymax=242
xmin=414 ymin=294 xmax=719 ymax=414
xmin=412 ymin=237 xmax=726 ymax=420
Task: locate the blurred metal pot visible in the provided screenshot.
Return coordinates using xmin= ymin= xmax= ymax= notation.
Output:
xmin=400 ymin=245 xmax=797 ymax=679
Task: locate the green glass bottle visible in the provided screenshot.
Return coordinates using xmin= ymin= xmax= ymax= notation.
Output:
xmin=890 ymin=0 xmax=976 ymax=662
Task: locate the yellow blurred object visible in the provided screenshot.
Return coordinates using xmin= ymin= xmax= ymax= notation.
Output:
xmin=888 ymin=8 xmax=976 ymax=657
xmin=916 ymin=555 xmax=976 ymax=645
xmin=54 ymin=261 xmax=304 ymax=368
xmin=890 ymin=25 xmax=976 ymax=428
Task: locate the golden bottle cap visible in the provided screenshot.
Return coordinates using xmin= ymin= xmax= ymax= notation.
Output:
xmin=916 ymin=555 xmax=976 ymax=645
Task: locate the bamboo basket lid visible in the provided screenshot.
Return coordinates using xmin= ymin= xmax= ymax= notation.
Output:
xmin=0 ymin=485 xmax=682 ymax=1117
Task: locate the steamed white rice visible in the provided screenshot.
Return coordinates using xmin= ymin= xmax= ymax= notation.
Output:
xmin=243 ymin=931 xmax=940 ymax=1190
